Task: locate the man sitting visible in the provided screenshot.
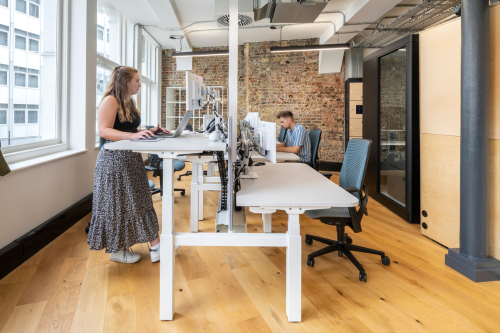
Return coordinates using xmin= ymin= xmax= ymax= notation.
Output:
xmin=276 ymin=111 xmax=311 ymax=164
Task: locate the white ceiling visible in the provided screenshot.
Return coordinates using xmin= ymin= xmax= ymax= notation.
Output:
xmin=100 ymin=0 xmax=423 ymax=50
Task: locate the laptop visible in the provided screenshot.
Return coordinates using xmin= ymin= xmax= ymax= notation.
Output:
xmin=157 ymin=112 xmax=193 ymax=138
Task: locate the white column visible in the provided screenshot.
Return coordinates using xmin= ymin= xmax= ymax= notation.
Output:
xmin=286 ymin=213 xmax=302 ymax=322
xmin=160 ymin=157 xmax=175 ymax=320
xmin=228 ymin=0 xmax=238 ymax=163
xmin=190 ymin=161 xmax=199 ymax=232
xmin=198 ymin=163 xmax=204 ymax=220
xmin=134 ymin=25 xmax=143 ymax=111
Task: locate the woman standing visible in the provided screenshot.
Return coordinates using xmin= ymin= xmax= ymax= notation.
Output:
xmin=87 ymin=66 xmax=168 ymax=264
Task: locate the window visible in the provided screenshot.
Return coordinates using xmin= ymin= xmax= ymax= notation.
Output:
xmin=28 ymin=0 xmax=39 ymax=18
xmin=29 ymin=38 xmax=38 ymax=52
xmin=28 ymin=74 xmax=38 ymax=88
xmin=15 ymin=35 xmax=26 ymax=50
xmin=97 ymin=29 xmax=103 ymax=41
xmin=1 ymin=0 xmax=60 ymax=151
xmin=15 ymin=73 xmax=25 ymax=87
xmin=14 ymin=110 xmax=25 ymax=124
xmin=96 ymin=66 xmax=111 ymax=141
xmin=15 ymin=0 xmax=25 ymax=13
xmin=0 ymin=25 xmax=8 ymax=47
xmin=97 ymin=3 xmax=103 ymax=13
xmin=28 ymin=105 xmax=38 ymax=123
xmin=0 ymin=0 xmax=8 ymax=8
xmin=0 ymin=104 xmax=7 ymax=125
xmin=0 ymin=64 xmax=7 ymax=85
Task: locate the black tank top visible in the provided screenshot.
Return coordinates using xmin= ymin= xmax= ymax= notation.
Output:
xmin=113 ymin=111 xmax=141 ymax=133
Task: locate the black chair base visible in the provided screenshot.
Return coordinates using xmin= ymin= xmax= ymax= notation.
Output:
xmin=177 ymin=170 xmax=207 ymax=181
xmin=305 ymin=226 xmax=390 ymax=282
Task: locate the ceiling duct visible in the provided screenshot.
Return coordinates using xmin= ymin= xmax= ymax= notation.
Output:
xmin=214 ymin=0 xmax=255 ymax=27
xmin=353 ymin=0 xmax=461 ymax=48
xmin=253 ymin=0 xmax=328 ymax=23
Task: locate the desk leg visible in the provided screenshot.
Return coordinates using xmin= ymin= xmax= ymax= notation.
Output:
xmin=190 ymin=162 xmax=199 ymax=232
xmin=263 ymin=213 xmax=272 ymax=233
xmin=198 ymin=163 xmax=204 ymax=221
xmin=160 ymin=158 xmax=175 ymax=320
xmin=286 ymin=213 xmax=302 ymax=322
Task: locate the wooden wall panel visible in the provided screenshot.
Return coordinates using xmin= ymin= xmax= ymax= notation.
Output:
xmin=419 ymin=19 xmax=461 ymax=137
xmin=420 ymin=6 xmax=500 ymax=259
xmin=490 ymin=139 xmax=500 ymax=258
xmin=420 ymin=134 xmax=460 ymax=248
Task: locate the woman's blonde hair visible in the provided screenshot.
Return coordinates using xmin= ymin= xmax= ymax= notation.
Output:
xmin=101 ymin=66 xmax=140 ymax=123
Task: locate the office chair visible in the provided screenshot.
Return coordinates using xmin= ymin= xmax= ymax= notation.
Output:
xmin=278 ymin=126 xmax=286 ymax=142
xmin=145 ymin=154 xmax=186 ymax=196
xmin=308 ymin=130 xmax=332 ymax=179
xmin=304 ymin=139 xmax=390 ymax=282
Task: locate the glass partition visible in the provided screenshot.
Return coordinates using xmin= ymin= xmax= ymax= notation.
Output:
xmin=379 ymin=48 xmax=407 ymax=206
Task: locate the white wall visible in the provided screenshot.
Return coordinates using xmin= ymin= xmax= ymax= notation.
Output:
xmin=0 ymin=0 xmax=99 ymax=250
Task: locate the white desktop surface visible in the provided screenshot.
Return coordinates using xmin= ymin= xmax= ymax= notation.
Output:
xmin=251 ymin=150 xmax=300 ymax=162
xmin=103 ymin=133 xmax=226 ymax=152
xmin=237 ymin=163 xmax=358 ymax=208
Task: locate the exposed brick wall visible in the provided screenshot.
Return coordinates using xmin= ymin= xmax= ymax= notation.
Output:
xmin=161 ymin=39 xmax=345 ymax=163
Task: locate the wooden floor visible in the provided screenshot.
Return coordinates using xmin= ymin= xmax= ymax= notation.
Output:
xmin=2 ymin=168 xmax=500 ymax=333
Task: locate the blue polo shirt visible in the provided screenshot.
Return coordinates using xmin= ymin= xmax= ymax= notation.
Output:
xmin=284 ymin=123 xmax=311 ymax=163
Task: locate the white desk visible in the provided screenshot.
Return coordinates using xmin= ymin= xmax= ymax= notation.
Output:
xmin=251 ymin=150 xmax=300 ymax=162
xmin=104 ymin=138 xmax=357 ymax=322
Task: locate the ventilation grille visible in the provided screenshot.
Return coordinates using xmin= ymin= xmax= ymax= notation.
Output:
xmin=215 ymin=13 xmax=254 ymax=27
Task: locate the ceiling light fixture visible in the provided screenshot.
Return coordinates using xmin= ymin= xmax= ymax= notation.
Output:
xmin=270 ymin=43 xmax=350 ymax=53
xmin=171 ymin=50 xmax=229 ymax=57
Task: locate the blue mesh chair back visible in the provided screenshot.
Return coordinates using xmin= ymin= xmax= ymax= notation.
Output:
xmin=278 ymin=126 xmax=286 ymax=142
xmin=308 ymin=130 xmax=321 ymax=171
xmin=339 ymin=139 xmax=372 ymax=204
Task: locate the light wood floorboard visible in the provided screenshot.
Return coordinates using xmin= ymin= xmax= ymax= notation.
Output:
xmin=1 ymin=167 xmax=500 ymax=332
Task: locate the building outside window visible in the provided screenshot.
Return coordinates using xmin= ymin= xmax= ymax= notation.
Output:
xmin=0 ymin=0 xmax=59 ymax=147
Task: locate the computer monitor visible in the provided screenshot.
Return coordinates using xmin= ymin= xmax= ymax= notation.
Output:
xmin=186 ymin=71 xmax=205 ymax=111
xmin=254 ymin=121 xmax=276 ymax=163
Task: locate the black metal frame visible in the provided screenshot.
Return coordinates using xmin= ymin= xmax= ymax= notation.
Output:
xmin=362 ymin=35 xmax=420 ymax=224
xmin=344 ymin=77 xmax=363 ymax=153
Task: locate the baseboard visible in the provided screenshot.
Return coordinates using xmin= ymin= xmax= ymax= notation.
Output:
xmin=319 ymin=162 xmax=342 ymax=172
xmin=0 ymin=193 xmax=93 ymax=281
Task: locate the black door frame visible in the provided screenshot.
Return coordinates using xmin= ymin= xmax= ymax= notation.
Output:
xmin=362 ymin=35 xmax=420 ymax=224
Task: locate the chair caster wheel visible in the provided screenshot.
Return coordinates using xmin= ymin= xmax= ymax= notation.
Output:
xmin=307 ymin=258 xmax=315 ymax=267
xmin=85 ymin=226 xmax=89 ymax=233
xmin=305 ymin=238 xmax=313 ymax=245
xmin=177 ymin=177 xmax=181 ymax=181
xmin=345 ymin=234 xmax=353 ymax=244
xmin=382 ymin=256 xmax=390 ymax=266
xmin=181 ymin=191 xmax=185 ymax=196
xmin=359 ymin=272 xmax=367 ymax=282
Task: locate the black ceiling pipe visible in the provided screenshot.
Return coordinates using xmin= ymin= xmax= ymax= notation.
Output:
xmin=445 ymin=0 xmax=500 ymax=282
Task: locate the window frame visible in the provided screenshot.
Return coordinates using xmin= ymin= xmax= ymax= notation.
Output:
xmin=0 ymin=0 xmax=8 ymax=9
xmin=0 ymin=105 xmax=8 ymax=125
xmin=14 ymin=67 xmax=26 ymax=87
xmin=0 ymin=65 xmax=8 ymax=86
xmin=1 ymin=0 xmax=68 ymax=158
xmin=14 ymin=29 xmax=27 ymax=50
xmin=28 ymin=32 xmax=40 ymax=53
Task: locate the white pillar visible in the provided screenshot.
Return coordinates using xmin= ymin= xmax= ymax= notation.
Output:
xmin=228 ymin=0 xmax=238 ymax=160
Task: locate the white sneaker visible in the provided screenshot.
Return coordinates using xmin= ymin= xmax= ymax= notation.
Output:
xmin=150 ymin=249 xmax=160 ymax=262
xmin=110 ymin=249 xmax=141 ymax=264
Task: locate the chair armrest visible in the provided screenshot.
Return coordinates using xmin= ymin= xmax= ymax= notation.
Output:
xmin=341 ymin=186 xmax=359 ymax=194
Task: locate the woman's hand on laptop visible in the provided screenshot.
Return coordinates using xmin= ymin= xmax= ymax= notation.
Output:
xmin=151 ymin=123 xmax=170 ymax=134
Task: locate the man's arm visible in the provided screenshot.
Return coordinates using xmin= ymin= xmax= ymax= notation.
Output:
xmin=277 ymin=145 xmax=301 ymax=154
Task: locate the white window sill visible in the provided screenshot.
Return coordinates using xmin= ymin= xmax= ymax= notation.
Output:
xmin=7 ymin=149 xmax=88 ymax=172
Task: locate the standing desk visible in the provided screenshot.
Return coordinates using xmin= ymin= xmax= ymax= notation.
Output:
xmin=104 ymin=138 xmax=357 ymax=322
